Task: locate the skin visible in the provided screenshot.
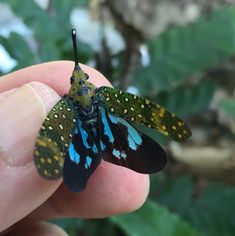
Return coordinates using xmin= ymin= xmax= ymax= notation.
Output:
xmin=0 ymin=61 xmax=149 ymax=235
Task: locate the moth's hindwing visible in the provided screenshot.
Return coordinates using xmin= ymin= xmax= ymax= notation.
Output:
xmin=63 ymin=119 xmax=101 ymax=192
xmin=34 ymin=98 xmax=77 ymax=179
xmin=97 ymin=86 xmax=191 ymax=141
xmin=99 ymin=107 xmax=167 ymax=173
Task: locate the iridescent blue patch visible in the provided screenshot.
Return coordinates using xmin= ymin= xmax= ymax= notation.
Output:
xmin=69 ymin=143 xmax=80 ymax=164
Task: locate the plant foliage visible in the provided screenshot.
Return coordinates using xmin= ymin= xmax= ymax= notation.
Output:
xmin=1 ymin=2 xmax=235 ymax=236
xmin=135 ymin=7 xmax=235 ymax=94
xmin=111 ymin=200 xmax=202 ymax=236
xmin=156 ymin=176 xmax=235 ymax=236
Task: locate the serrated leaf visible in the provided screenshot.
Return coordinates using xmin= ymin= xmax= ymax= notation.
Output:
xmin=155 ymin=80 xmax=216 ymax=117
xmin=111 ymin=200 xmax=202 ymax=236
xmin=187 ymin=184 xmax=235 ymax=236
xmin=3 ymin=0 xmax=75 ymax=62
xmin=0 ymin=32 xmax=34 ymax=69
xmin=3 ymin=0 xmax=92 ymax=66
xmin=3 ymin=0 xmax=65 ymax=41
xmin=135 ymin=6 xmax=235 ymax=93
xmin=155 ymin=176 xmax=235 ymax=236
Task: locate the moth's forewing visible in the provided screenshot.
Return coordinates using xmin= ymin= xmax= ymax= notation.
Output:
xmin=34 ymin=98 xmax=77 ymax=179
xmin=97 ymin=86 xmax=191 ymax=142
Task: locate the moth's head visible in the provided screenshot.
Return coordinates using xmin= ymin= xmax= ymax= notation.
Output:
xmin=68 ymin=29 xmax=95 ymax=106
xmin=70 ymin=64 xmax=91 ymax=93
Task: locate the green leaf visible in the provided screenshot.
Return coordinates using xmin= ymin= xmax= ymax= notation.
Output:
xmin=81 ymin=219 xmax=121 ymax=236
xmin=3 ymin=0 xmax=65 ymax=41
xmin=3 ymin=0 xmax=77 ymax=62
xmin=51 ymin=218 xmax=83 ymax=236
xmin=0 ymin=32 xmax=35 ymax=69
xmin=39 ymin=41 xmax=61 ymax=62
xmin=187 ymin=184 xmax=235 ymax=236
xmin=2 ymin=0 xmax=93 ymax=66
xmin=51 ymin=0 xmax=87 ymax=24
xmin=155 ymin=80 xmax=216 ymax=117
xmin=111 ymin=200 xmax=202 ymax=236
xmin=156 ymin=176 xmax=193 ymax=214
xmin=218 ymin=98 xmax=235 ymax=118
xmin=135 ymin=6 xmax=235 ymax=93
xmin=155 ymin=176 xmax=235 ymax=236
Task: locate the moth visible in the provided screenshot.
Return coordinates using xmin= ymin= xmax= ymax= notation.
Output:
xmin=34 ymin=29 xmax=191 ymax=192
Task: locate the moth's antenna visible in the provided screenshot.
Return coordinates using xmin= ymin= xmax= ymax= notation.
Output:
xmin=71 ymin=29 xmax=80 ymax=69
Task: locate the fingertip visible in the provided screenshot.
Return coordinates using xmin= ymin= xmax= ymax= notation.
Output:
xmin=0 ymin=82 xmax=60 ymax=166
xmin=80 ymin=64 xmax=111 ymax=87
xmin=0 ymin=163 xmax=62 ymax=232
xmin=29 ymin=81 xmax=61 ymax=114
xmin=0 ymin=61 xmax=111 ymax=94
xmin=114 ymin=170 xmax=149 ymax=214
xmin=9 ymin=222 xmax=68 ymax=236
xmin=50 ymin=162 xmax=149 ymax=218
xmin=88 ymin=162 xmax=150 ymax=215
xmin=0 ymin=82 xmax=62 ymax=231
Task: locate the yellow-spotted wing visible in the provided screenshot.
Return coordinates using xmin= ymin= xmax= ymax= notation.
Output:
xmin=96 ymin=86 xmax=191 ymax=142
xmin=34 ymin=98 xmax=77 ymax=179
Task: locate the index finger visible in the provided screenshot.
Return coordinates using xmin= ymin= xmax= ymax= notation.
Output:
xmin=0 ymin=61 xmax=109 ymax=94
xmin=0 ymin=61 xmax=149 ymax=232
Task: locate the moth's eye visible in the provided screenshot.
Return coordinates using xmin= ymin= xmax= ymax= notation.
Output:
xmin=70 ymin=76 xmax=75 ymax=84
xmin=85 ymin=73 xmax=89 ymax=80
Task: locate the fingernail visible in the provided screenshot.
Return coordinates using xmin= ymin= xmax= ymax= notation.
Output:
xmin=0 ymin=82 xmax=60 ymax=166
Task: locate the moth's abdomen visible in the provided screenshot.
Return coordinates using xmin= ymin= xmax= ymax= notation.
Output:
xmin=34 ymin=98 xmax=77 ymax=179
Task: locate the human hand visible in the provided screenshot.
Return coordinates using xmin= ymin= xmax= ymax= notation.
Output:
xmin=0 ymin=61 xmax=149 ymax=235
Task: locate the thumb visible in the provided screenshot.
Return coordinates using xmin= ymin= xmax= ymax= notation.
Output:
xmin=0 ymin=82 xmax=62 ymax=231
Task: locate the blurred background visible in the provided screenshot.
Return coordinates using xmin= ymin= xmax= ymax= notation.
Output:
xmin=1 ymin=0 xmax=235 ymax=235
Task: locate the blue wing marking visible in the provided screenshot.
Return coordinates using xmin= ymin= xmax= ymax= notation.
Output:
xmin=68 ymin=119 xmax=99 ymax=164
xmin=100 ymin=107 xmax=114 ymax=143
xmin=68 ymin=143 xmax=80 ymax=164
xmin=108 ymin=114 xmax=142 ymax=151
xmin=112 ymin=149 xmax=127 ymax=159
xmin=91 ymin=144 xmax=98 ymax=153
xmin=85 ymin=156 xmax=92 ymax=169
xmin=98 ymin=104 xmax=167 ymax=174
xmin=112 ymin=149 xmax=121 ymax=158
xmin=100 ymin=140 xmax=106 ymax=151
xmin=63 ymin=118 xmax=102 ymax=192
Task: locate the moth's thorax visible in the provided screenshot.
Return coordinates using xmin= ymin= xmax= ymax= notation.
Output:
xmin=76 ymin=98 xmax=100 ymax=148
xmin=77 ymin=98 xmax=99 ymax=126
xmin=68 ymin=67 xmax=96 ymax=108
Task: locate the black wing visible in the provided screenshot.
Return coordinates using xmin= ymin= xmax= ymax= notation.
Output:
xmin=99 ymin=107 xmax=167 ymax=174
xmin=63 ymin=118 xmax=101 ymax=192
